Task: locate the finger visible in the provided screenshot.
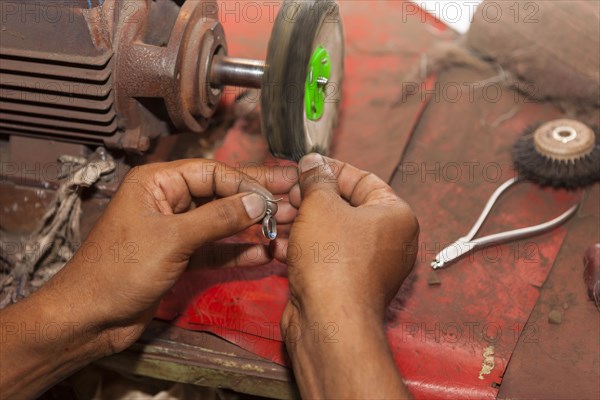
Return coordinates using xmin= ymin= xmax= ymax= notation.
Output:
xmin=188 ymin=243 xmax=271 ymax=269
xmin=290 ymin=156 xmax=398 ymax=207
xmin=321 ymin=156 xmax=398 ymax=207
xmin=270 ymin=239 xmax=289 ymax=264
xmin=146 ymin=160 xmax=279 ymax=214
xmin=275 ymin=202 xmax=298 ymax=224
xmin=192 ymin=198 xmax=296 ymax=226
xmin=298 ymin=153 xmax=341 ymax=200
xmin=289 ymin=184 xmax=301 ymax=208
xmin=172 ymin=160 xmax=298 ymax=197
xmin=175 ymin=192 xmax=266 ymax=249
xmin=240 ymin=165 xmax=299 ymax=194
xmin=174 ymin=159 xmax=273 ymax=198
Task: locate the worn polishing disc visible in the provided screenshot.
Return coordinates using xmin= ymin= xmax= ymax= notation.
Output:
xmin=261 ymin=0 xmax=344 ymax=161
xmin=512 ymin=119 xmax=600 ymax=189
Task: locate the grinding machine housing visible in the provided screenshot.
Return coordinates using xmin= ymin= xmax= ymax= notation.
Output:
xmin=0 ymin=0 xmax=344 ymax=190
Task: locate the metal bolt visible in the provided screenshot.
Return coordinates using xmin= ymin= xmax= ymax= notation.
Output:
xmin=317 ymin=77 xmax=328 ymax=86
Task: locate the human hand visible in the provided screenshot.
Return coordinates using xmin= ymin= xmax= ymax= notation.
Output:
xmin=272 ymin=154 xmax=418 ymax=399
xmin=43 ymin=159 xmax=298 ymax=353
xmin=273 ymin=153 xmax=419 ymax=324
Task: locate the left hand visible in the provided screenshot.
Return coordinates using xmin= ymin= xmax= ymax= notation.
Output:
xmin=41 ymin=159 xmax=298 ymax=353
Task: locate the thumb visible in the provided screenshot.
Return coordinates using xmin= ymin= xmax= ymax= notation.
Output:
xmin=298 ymin=153 xmax=340 ymax=199
xmin=175 ymin=192 xmax=266 ymax=250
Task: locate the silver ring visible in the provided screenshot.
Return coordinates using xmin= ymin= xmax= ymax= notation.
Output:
xmin=262 ymin=210 xmax=277 ymax=240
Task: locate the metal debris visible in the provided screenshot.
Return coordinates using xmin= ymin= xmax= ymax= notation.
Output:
xmin=427 ymin=270 xmax=442 ymax=286
xmin=548 ymin=309 xmax=563 ymax=325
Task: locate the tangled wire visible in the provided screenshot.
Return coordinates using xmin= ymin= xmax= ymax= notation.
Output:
xmin=0 ymin=150 xmax=115 ymax=308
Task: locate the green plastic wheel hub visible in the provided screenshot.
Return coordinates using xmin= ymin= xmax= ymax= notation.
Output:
xmin=305 ymin=46 xmax=331 ymax=121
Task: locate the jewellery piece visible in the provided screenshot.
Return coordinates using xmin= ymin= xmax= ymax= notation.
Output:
xmin=262 ymin=209 xmax=277 ymax=240
xmin=261 ymin=198 xmax=282 ymax=240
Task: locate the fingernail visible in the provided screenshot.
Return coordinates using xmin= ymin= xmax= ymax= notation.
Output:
xmin=299 ymin=153 xmax=331 ymax=174
xmin=242 ymin=193 xmax=266 ymax=220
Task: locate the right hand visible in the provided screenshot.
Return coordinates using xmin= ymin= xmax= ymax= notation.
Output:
xmin=273 ymin=154 xmax=419 ymax=325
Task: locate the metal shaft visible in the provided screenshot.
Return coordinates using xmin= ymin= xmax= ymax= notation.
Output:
xmin=210 ymin=56 xmax=265 ymax=89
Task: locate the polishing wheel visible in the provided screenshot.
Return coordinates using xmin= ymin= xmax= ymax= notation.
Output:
xmin=512 ymin=119 xmax=600 ymax=189
xmin=532 ymin=119 xmax=595 ymax=161
xmin=209 ymin=0 xmax=344 ymax=161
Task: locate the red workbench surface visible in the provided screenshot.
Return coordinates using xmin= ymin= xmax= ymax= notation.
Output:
xmin=155 ymin=1 xmax=600 ymax=398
